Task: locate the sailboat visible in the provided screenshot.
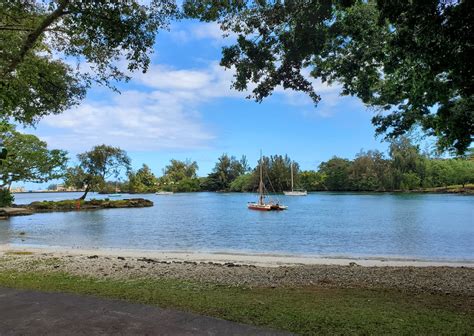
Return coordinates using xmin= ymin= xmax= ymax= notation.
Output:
xmin=155 ymin=191 xmax=173 ymax=195
xmin=248 ymin=153 xmax=288 ymax=211
xmin=283 ymin=163 xmax=307 ymax=196
xmin=108 ymin=181 xmax=122 ymax=197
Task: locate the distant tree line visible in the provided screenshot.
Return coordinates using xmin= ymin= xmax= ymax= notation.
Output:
xmin=308 ymin=139 xmax=473 ymax=192
xmin=1 ymin=124 xmax=473 ymax=209
xmin=118 ymin=137 xmax=473 ymax=193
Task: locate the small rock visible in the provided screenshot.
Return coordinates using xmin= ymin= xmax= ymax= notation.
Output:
xmin=87 ymin=255 xmax=99 ymax=259
xmin=137 ymin=257 xmax=156 ymax=263
xmin=117 ymin=256 xmax=125 ymax=260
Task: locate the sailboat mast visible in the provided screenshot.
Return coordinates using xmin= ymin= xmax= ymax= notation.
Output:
xmin=259 ymin=151 xmax=264 ymax=204
xmin=291 ymin=163 xmax=294 ymax=192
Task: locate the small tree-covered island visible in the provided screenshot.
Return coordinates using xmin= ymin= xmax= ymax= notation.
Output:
xmin=0 ymin=0 xmax=473 ymax=335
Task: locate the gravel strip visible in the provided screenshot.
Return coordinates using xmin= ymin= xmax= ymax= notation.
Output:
xmin=1 ymin=253 xmax=473 ymax=296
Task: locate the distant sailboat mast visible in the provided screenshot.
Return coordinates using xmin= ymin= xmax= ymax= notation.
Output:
xmin=290 ymin=163 xmax=294 ymax=192
xmin=283 ymin=161 xmax=308 ymax=196
xmin=248 ymin=151 xmax=288 ymax=211
xmin=259 ymin=151 xmax=264 ymax=205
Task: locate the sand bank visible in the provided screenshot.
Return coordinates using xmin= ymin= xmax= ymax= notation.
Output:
xmin=1 ymin=244 xmax=472 ymax=268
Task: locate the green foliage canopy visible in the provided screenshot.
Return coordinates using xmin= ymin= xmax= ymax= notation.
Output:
xmin=319 ymin=157 xmax=352 ymax=191
xmin=184 ymin=0 xmax=474 ymax=154
xmin=0 ymin=123 xmax=67 ymax=189
xmin=0 ymin=0 xmax=177 ymax=124
xmin=250 ymin=154 xmax=297 ymax=192
xmin=65 ymin=144 xmax=131 ymax=199
xmin=0 ymin=189 xmax=14 ymax=207
xmin=205 ymin=154 xmax=248 ymax=191
xmin=159 ymin=159 xmax=200 ymax=192
xmin=128 ymin=164 xmax=159 ymax=193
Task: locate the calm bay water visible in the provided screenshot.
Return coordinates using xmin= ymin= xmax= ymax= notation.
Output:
xmin=1 ymin=192 xmax=473 ymax=261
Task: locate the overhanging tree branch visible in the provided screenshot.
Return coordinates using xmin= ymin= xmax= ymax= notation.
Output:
xmin=2 ymin=0 xmax=70 ymax=76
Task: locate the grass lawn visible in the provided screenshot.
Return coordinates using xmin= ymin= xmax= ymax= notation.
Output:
xmin=0 ymin=270 xmax=472 ymax=335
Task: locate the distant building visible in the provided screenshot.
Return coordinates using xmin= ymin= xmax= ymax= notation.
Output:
xmin=10 ymin=186 xmax=25 ymax=193
xmin=56 ymin=184 xmax=78 ymax=192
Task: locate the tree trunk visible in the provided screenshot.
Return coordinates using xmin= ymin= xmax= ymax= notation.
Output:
xmin=78 ymin=186 xmax=90 ymax=200
xmin=3 ymin=0 xmax=70 ymax=76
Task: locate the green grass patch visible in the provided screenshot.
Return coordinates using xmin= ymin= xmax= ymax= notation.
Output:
xmin=4 ymin=251 xmax=33 ymax=255
xmin=27 ymin=198 xmax=153 ymax=211
xmin=0 ymin=270 xmax=471 ymax=335
xmin=28 ymin=199 xmax=84 ymax=210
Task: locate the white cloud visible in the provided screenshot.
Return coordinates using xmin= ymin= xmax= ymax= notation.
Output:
xmin=191 ymin=22 xmax=225 ymax=40
xmin=36 ymin=57 xmax=352 ymax=153
xmin=136 ymin=66 xmax=213 ymax=90
xmin=136 ymin=61 xmax=248 ymax=100
xmin=169 ymin=22 xmax=236 ymax=45
xmin=40 ymin=89 xmax=215 ymax=152
xmin=35 ymin=61 xmax=250 ymax=152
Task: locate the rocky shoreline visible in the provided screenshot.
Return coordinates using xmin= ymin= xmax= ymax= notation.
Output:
xmin=0 ymin=207 xmax=33 ymax=219
xmin=1 ymin=252 xmax=472 ymax=297
xmin=0 ymin=198 xmax=153 ymax=219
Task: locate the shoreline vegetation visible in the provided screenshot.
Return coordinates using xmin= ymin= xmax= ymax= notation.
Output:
xmin=0 ymin=249 xmax=472 ymax=335
xmin=14 ymin=183 xmax=474 ymax=195
xmin=125 ymin=184 xmax=474 ymax=195
xmin=110 ymin=184 xmax=474 ymax=195
xmin=5 ymin=138 xmax=474 ymax=203
xmin=107 ymin=141 xmax=474 ymax=195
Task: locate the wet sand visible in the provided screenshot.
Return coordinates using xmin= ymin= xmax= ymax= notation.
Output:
xmin=1 ymin=245 xmax=473 ymax=267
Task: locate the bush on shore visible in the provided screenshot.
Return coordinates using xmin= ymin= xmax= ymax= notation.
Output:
xmin=0 ymin=189 xmax=14 ymax=207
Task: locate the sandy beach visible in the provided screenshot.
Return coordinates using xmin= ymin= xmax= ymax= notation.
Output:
xmin=1 ymin=244 xmax=473 ymax=296
xmin=1 ymin=244 xmax=473 ymax=268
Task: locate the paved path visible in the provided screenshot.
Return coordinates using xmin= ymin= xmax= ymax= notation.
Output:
xmin=0 ymin=288 xmax=292 ymax=335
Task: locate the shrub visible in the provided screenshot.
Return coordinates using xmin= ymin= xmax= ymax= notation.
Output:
xmin=0 ymin=189 xmax=14 ymax=207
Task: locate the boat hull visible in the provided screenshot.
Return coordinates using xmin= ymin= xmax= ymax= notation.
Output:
xmin=283 ymin=191 xmax=307 ymax=196
xmin=248 ymin=203 xmax=287 ymax=211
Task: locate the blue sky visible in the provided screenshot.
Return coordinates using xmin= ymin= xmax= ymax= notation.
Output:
xmin=20 ymin=20 xmax=391 ymax=189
